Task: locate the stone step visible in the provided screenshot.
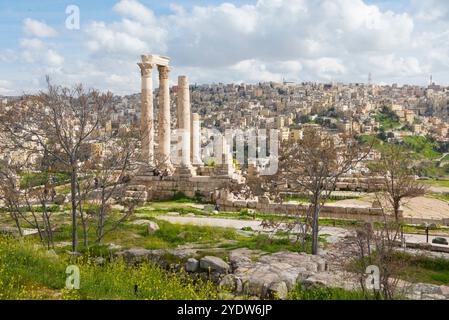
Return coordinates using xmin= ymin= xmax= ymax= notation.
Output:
xmin=127 ymin=185 xmax=147 ymax=192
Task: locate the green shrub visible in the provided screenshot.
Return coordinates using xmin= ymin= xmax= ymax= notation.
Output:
xmin=20 ymin=172 xmax=70 ymax=189
xmin=290 ymin=284 xmax=378 ymax=300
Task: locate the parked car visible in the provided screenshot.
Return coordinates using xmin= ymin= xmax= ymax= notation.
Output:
xmin=432 ymin=237 xmax=449 ymax=245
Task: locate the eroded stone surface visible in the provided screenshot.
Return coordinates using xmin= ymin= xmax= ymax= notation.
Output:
xmin=230 ymin=250 xmax=359 ymax=298
xmin=200 ymin=256 xmax=230 ymax=274
xmin=185 ymin=258 xmax=199 ymax=272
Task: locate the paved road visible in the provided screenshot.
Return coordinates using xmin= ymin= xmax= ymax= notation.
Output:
xmin=157 ymin=215 xmax=449 ymax=248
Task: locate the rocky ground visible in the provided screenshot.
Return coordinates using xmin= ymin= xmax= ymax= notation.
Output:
xmin=114 ymin=241 xmax=449 ymax=300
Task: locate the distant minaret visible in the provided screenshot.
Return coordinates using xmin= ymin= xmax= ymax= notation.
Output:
xmin=368 ymin=72 xmax=372 ymax=85
xmin=429 ymin=74 xmax=433 ymax=86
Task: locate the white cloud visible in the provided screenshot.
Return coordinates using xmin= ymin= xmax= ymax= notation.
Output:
xmin=0 ymin=80 xmax=14 ymax=95
xmin=113 ymin=0 xmax=157 ymax=24
xmin=368 ymin=54 xmax=427 ymax=77
xmin=23 ymin=18 xmax=58 ymax=38
xmin=411 ymin=0 xmax=449 ymax=23
xmin=19 ymin=38 xmax=64 ymax=67
xmin=5 ymin=0 xmax=449 ymax=95
xmin=303 ymin=58 xmax=346 ymax=80
xmin=0 ymin=49 xmax=17 ymax=63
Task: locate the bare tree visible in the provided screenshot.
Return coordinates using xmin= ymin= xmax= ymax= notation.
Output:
xmin=0 ymin=157 xmax=55 ymax=248
xmin=76 ymin=128 xmax=139 ymax=246
xmin=0 ymin=160 xmax=25 ymax=237
xmin=370 ymin=144 xmax=427 ymax=222
xmin=350 ymin=204 xmax=407 ymax=300
xmin=277 ymin=127 xmax=370 ymax=254
xmin=0 ymin=78 xmax=112 ymax=252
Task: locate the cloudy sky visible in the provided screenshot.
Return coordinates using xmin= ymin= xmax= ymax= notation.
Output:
xmin=0 ymin=0 xmax=449 ymax=95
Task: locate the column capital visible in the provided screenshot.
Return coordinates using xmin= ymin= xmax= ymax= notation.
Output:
xmin=158 ymin=65 xmax=170 ymax=80
xmin=138 ymin=62 xmax=153 ymax=77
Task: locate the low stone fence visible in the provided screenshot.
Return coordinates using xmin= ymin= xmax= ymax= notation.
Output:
xmin=217 ymin=196 xmax=449 ymax=226
xmin=399 ymin=241 xmax=449 ymax=254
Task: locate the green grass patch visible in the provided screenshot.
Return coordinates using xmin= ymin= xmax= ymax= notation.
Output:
xmin=403 ymin=136 xmax=442 ymax=160
xmin=375 ymin=108 xmax=401 ymax=131
xmin=290 ymin=284 xmax=379 ymax=300
xmin=286 ymin=197 xmax=338 ymax=203
xmin=0 ymin=205 xmax=60 ymax=213
xmin=429 ymin=194 xmax=449 ymax=202
xmin=150 ymin=219 xmax=237 ymax=246
xmin=422 ymin=180 xmax=449 ymax=188
xmin=0 ymin=236 xmax=219 ymax=300
xmin=49 ymin=216 xmax=238 ymax=251
xmin=222 ymin=233 xmax=328 ymax=254
xmin=19 ymin=172 xmax=70 ymax=189
xmin=394 ymin=252 xmax=449 ymax=286
xmin=151 ymin=191 xmax=206 ymax=204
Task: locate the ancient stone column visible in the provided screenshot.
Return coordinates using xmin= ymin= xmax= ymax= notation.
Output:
xmin=138 ymin=60 xmax=154 ymax=165
xmin=157 ymin=65 xmax=171 ymax=168
xmin=177 ymin=75 xmax=191 ymax=167
xmin=191 ymin=113 xmax=202 ymax=165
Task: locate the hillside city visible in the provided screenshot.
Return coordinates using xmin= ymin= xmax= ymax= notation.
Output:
xmin=1 ymin=0 xmax=449 ymax=306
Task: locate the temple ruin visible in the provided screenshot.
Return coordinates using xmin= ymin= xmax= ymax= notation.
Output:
xmin=128 ymin=55 xmax=243 ymax=202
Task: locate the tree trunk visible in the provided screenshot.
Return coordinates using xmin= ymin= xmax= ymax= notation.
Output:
xmin=393 ymin=199 xmax=401 ymax=223
xmin=311 ymin=202 xmax=320 ymax=255
xmin=10 ymin=211 xmax=23 ymax=237
xmin=97 ymin=188 xmax=106 ymax=243
xmin=76 ymin=182 xmax=88 ymax=248
xmin=43 ymin=211 xmax=54 ymax=249
xmin=78 ymin=204 xmax=88 ymax=248
xmin=70 ymin=166 xmax=78 ymax=252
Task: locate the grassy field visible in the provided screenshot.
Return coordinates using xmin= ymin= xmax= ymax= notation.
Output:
xmin=2 ymin=197 xmax=449 ymax=300
xmin=429 ymin=194 xmax=449 ymax=202
xmin=0 ymin=236 xmax=368 ymax=300
xmin=375 ymin=110 xmax=401 ymax=131
xmin=290 ymin=284 xmax=378 ymax=300
xmin=395 ymin=252 xmax=449 ymax=286
xmin=0 ymin=237 xmax=219 ymax=300
xmin=47 ymin=215 xmax=241 ymax=252
xmin=422 ymin=180 xmax=449 ymax=188
xmin=402 ymin=136 xmax=442 ymax=160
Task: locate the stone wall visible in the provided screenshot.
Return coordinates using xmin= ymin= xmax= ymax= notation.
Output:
xmin=131 ymin=175 xmax=236 ymax=201
xmin=216 ymin=194 xmax=449 ymax=226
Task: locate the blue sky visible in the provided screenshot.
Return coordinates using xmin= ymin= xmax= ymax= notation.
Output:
xmin=1 ymin=0 xmax=449 ymax=95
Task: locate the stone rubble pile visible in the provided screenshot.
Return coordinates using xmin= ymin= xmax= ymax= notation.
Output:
xmin=114 ymin=247 xmax=449 ymax=300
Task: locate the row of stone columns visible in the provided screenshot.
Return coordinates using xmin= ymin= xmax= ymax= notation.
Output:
xmin=138 ymin=55 xmax=201 ymax=174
